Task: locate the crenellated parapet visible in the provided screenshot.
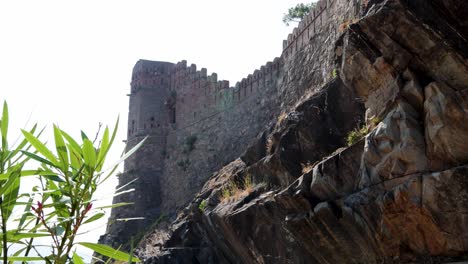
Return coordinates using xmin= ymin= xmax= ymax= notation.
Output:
xmin=282 ymin=0 xmax=334 ymax=59
xmin=104 ymin=0 xmax=362 ymax=249
xmin=130 ymin=60 xmax=174 ymax=93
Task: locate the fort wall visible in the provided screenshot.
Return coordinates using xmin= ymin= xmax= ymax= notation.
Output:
xmin=102 ymin=0 xmax=366 ymax=247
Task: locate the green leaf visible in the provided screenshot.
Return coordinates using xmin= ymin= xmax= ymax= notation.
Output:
xmin=94 ymin=202 xmax=133 ymax=210
xmin=78 ymin=242 xmax=141 ymax=262
xmin=1 ymin=170 xmax=20 ymax=221
xmin=82 ymin=138 xmax=97 ymax=170
xmin=11 ymin=232 xmax=51 ymax=240
xmin=129 ymin=237 xmax=135 ymax=264
xmin=81 ymin=130 xmax=89 ymax=141
xmin=104 ymin=136 xmax=147 ymax=171
xmin=96 ymin=127 xmax=110 ymax=171
xmin=0 ymin=167 xmax=20 ymax=196
xmin=72 ymin=252 xmax=86 ymax=264
xmin=1 ymin=101 xmax=9 ymax=150
xmin=43 ymin=175 xmax=65 ymax=182
xmin=9 ymin=247 xmax=27 ymax=264
xmin=53 ymin=125 xmax=69 ymax=171
xmin=61 ymin=130 xmax=82 ymax=156
xmin=5 ymin=123 xmax=37 ymax=162
xmin=83 ymin=212 xmax=105 ymax=224
xmin=99 ymin=163 xmax=119 ymax=184
xmin=7 ymin=256 xmax=44 ymax=261
xmin=21 ymin=151 xmax=58 ymax=168
xmin=17 ymin=196 xmax=33 ymax=230
xmin=0 ymin=169 xmax=56 ymax=180
xmin=68 ymin=146 xmax=82 ymax=172
xmin=21 ymin=130 xmax=59 ymax=167
xmin=109 ymin=116 xmax=119 ymax=151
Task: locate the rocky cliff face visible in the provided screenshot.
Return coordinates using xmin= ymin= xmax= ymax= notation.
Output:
xmin=134 ymin=0 xmax=468 ymax=263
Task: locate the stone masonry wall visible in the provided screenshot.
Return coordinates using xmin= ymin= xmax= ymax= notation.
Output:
xmin=103 ymin=0 xmax=367 ymax=247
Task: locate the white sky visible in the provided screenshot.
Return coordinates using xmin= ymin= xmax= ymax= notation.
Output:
xmin=0 ymin=0 xmax=306 ymax=261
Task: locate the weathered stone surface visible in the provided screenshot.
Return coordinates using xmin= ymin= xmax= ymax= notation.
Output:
xmin=111 ymin=0 xmax=468 ymax=263
xmin=422 ymin=166 xmax=468 ymax=254
xmin=309 ymin=139 xmax=364 ymax=200
xmin=359 ymin=100 xmax=428 ymax=188
xmin=424 ymin=82 xmax=468 ymax=170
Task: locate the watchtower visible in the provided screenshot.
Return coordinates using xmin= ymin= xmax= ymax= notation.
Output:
xmin=103 ymin=60 xmax=175 ymax=246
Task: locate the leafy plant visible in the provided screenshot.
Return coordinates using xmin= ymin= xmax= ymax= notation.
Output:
xmin=331 ymin=69 xmax=337 ymax=78
xmin=220 ymin=176 xmax=254 ymax=203
xmin=183 ymin=135 xmax=197 ymax=154
xmin=282 ymin=2 xmax=316 ymax=26
xmin=346 ymin=125 xmax=368 ymax=146
xmin=198 ymin=199 xmax=208 ymax=212
xmin=0 ymin=101 xmax=143 ymax=263
xmin=346 ymin=116 xmax=382 ymax=146
xmin=176 ymin=159 xmax=190 ymax=172
xmin=0 ymin=101 xmax=42 ymax=263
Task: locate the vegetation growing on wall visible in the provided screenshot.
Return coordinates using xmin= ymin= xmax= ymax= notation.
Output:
xmin=346 ymin=116 xmax=381 ymax=146
xmin=282 ymin=2 xmax=317 ymax=26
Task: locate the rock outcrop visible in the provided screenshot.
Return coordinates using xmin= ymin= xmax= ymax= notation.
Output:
xmin=133 ymin=0 xmax=468 ymax=263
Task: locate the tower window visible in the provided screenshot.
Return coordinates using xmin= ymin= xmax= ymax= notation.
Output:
xmin=170 ymin=107 xmax=176 ymax=123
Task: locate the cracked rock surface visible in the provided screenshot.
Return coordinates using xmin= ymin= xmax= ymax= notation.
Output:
xmin=135 ymin=0 xmax=468 ymax=263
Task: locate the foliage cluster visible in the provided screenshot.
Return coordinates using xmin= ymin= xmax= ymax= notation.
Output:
xmin=346 ymin=117 xmax=381 ymax=146
xmin=176 ymin=159 xmax=190 ymax=172
xmin=198 ymin=199 xmax=208 ymax=212
xmin=0 ymin=101 xmax=142 ymax=263
xmin=282 ymin=2 xmax=316 ymax=26
xmin=183 ymin=135 xmax=197 ymax=154
xmin=220 ymin=176 xmax=253 ymax=203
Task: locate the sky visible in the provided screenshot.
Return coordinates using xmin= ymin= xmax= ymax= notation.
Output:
xmin=0 ymin=0 xmax=306 ymax=260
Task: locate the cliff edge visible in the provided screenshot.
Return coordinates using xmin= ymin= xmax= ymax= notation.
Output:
xmin=134 ymin=0 xmax=468 ymax=263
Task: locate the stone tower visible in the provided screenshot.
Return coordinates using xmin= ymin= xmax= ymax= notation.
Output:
xmin=102 ymin=60 xmax=175 ymax=246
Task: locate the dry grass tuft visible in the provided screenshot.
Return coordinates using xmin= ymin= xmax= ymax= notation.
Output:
xmin=220 ymin=175 xmax=254 ymax=203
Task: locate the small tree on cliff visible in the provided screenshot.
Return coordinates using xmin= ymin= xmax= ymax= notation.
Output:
xmin=282 ymin=2 xmax=317 ymax=26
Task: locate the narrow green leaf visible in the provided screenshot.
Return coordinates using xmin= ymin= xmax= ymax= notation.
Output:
xmin=81 ymin=130 xmax=89 ymax=141
xmin=43 ymin=175 xmax=65 ymax=183
xmin=21 ymin=130 xmax=59 ymax=167
xmin=72 ymin=253 xmax=86 ymax=264
xmin=21 ymin=151 xmax=58 ymax=168
xmin=83 ymin=212 xmax=105 ymax=224
xmin=0 ymin=168 xmax=20 ymax=195
xmin=53 ymin=125 xmax=69 ymax=171
xmin=17 ymin=196 xmax=33 ymax=230
xmin=115 ymin=178 xmax=137 ymax=193
xmin=5 ymin=123 xmax=37 ymax=162
xmin=98 ymin=117 xmax=119 ymax=179
xmin=94 ymin=203 xmax=133 ymax=210
xmin=129 ymin=237 xmax=135 ymax=264
xmin=61 ymin=130 xmax=82 ymax=156
xmin=78 ymin=242 xmax=141 ymax=262
xmin=7 ymin=257 xmax=44 ymax=261
xmin=68 ymin=146 xmax=82 ymax=172
xmin=99 ymin=163 xmax=119 ymax=184
xmin=1 ymin=169 xmax=21 ymax=221
xmin=1 ymin=101 xmax=9 ymax=149
xmin=96 ymin=127 xmax=110 ymax=171
xmin=109 ymin=116 xmax=119 ymax=150
xmin=11 ymin=232 xmax=51 ymax=240
xmin=0 ymin=169 xmax=56 ymax=180
xmin=8 ymin=247 xmax=26 ymax=264
xmin=104 ymin=136 xmax=147 ymax=172
xmin=82 ymin=139 xmax=97 ymax=170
